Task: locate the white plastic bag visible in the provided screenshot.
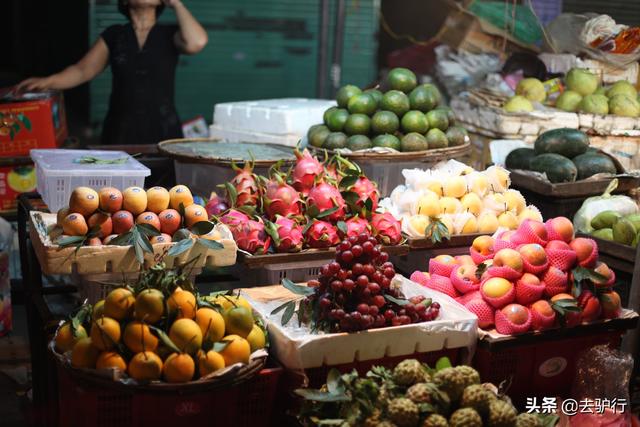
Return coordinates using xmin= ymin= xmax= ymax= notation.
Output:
xmin=573 ymin=179 xmax=639 ymax=233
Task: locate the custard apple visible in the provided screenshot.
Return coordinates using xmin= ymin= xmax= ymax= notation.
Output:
xmin=460 ymin=384 xmax=495 ymax=415
xmin=449 ymin=408 xmax=482 ymax=427
xmin=488 ymin=400 xmax=518 ymax=427
xmin=393 ymin=359 xmax=430 ymax=386
xmin=516 ymin=413 xmax=542 ymax=427
xmin=387 ymin=397 xmax=420 ymax=427
xmin=406 ymin=382 xmax=435 ymax=404
xmin=363 ymin=409 xmax=382 ymax=427
xmin=454 ymin=366 xmax=481 ymax=388
xmin=422 ymin=414 xmax=449 ymax=427
xmin=433 ymin=367 xmax=466 ymax=401
xmin=378 ymin=422 xmax=398 ymax=427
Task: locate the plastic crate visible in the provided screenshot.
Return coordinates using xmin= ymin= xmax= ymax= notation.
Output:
xmin=57 ymin=365 xmax=282 ymax=427
xmin=473 ymin=330 xmax=624 ymax=408
xmin=233 ymin=259 xmax=326 ymax=287
xmin=30 ymin=149 xmax=150 ymax=213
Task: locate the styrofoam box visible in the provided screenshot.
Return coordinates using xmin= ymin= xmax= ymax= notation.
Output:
xmin=208 ymin=124 xmax=302 ymax=147
xmin=30 ymin=149 xmax=150 ymax=213
xmin=212 ymin=98 xmax=336 ymax=136
xmin=244 ymin=276 xmax=478 ymax=370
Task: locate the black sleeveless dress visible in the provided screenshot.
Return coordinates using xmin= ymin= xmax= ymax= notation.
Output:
xmin=100 ymin=23 xmax=184 ymax=145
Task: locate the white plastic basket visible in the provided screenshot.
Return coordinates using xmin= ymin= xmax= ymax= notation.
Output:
xmin=30 ymin=149 xmax=151 ymax=213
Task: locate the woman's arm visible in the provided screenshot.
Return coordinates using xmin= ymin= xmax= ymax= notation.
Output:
xmin=16 ymin=38 xmax=109 ymax=92
xmin=166 ymin=0 xmax=208 ymax=55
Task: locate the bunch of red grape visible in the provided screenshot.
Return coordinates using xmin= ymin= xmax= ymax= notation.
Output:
xmin=306 ymin=233 xmax=440 ymax=332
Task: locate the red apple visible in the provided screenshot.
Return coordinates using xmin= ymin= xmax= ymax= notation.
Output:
xmin=546 ymin=217 xmax=574 ymax=243
xmin=569 ymin=238 xmax=595 ymax=264
xmin=482 ymin=277 xmax=514 ymax=298
xmin=600 ymin=291 xmax=622 ymax=319
xmin=578 ymin=290 xmax=602 ymax=322
xmin=546 ymin=240 xmax=572 ymax=251
xmin=455 ymin=255 xmax=476 ymax=266
xmin=526 ymin=220 xmax=548 ymax=242
xmin=472 ymin=235 xmax=494 ymax=256
xmin=518 ymin=243 xmax=547 ymax=266
xmin=501 ymin=304 xmax=529 ymax=325
xmin=530 ymin=300 xmax=554 ymax=317
xmin=453 ymin=264 xmax=479 ymax=284
xmin=493 ymin=248 xmax=524 ymax=272
xmin=592 ymin=262 xmax=613 ymax=287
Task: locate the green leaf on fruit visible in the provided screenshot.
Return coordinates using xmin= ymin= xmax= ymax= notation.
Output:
xmin=196 ymin=238 xmax=223 ymax=250
xmin=56 ymin=235 xmax=86 ymax=248
xmin=136 ymin=223 xmax=161 ymax=237
xmin=384 ymin=294 xmax=409 ymax=306
xmin=212 ymin=341 xmax=230 ymax=353
xmin=425 ymin=218 xmax=450 ymax=244
xmin=336 ymin=221 xmax=348 ymax=235
xmin=341 ymin=191 xmax=360 ymax=212
xmin=149 ymin=325 xmax=181 ymax=353
xmin=281 ymin=301 xmax=296 ymax=325
xmin=23 ymin=116 xmax=32 ymax=130
xmin=263 ymin=220 xmax=281 ymax=246
xmin=317 ymin=206 xmax=339 ymax=219
xmin=475 ymin=262 xmax=488 ymax=280
xmin=271 ymin=300 xmax=293 ymax=316
xmin=190 ymin=221 xmax=214 ymax=236
xmin=294 ymin=389 xmax=350 ymax=402
xmin=109 ymin=232 xmax=133 ymax=246
xmin=364 ymin=198 xmax=373 ymax=213
xmin=572 ymin=266 xmax=607 ymax=284
xmin=326 ymin=368 xmax=345 ymax=395
xmin=225 ymin=182 xmax=238 ymax=207
xmin=168 ymin=238 xmax=194 ymax=257
xmin=282 ymin=278 xmax=315 ymax=296
xmin=339 ymin=175 xmax=358 ymax=189
xmin=306 ymin=205 xmax=320 ymax=218
xmin=435 ymin=356 xmax=452 ymax=371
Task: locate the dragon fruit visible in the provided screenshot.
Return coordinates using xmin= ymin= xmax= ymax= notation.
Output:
xmin=305 ymin=220 xmax=340 ymax=248
xmin=292 ymin=149 xmax=324 ymax=195
xmin=272 ymin=216 xmax=304 ymax=253
xmin=205 ymin=193 xmax=230 ymax=217
xmin=371 ymin=212 xmax=402 ymax=245
xmin=219 ymin=209 xmax=249 ymax=233
xmin=262 ymin=175 xmax=302 ymax=219
xmin=234 ymin=219 xmax=270 ymax=254
xmin=229 ymin=161 xmax=259 ymax=208
xmin=340 ymin=216 xmax=370 ymax=239
xmin=347 ymin=176 xmax=379 ymax=212
xmin=306 ymin=182 xmax=346 ymax=222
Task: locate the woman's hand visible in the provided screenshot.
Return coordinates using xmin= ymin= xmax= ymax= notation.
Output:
xmin=15 ymin=77 xmax=53 ymax=93
xmin=162 ymin=0 xmax=182 ymax=8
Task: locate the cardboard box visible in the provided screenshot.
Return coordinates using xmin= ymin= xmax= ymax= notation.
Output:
xmin=0 ymin=158 xmax=36 ymax=214
xmin=0 ymin=89 xmax=67 ymax=157
xmin=436 ymin=0 xmax=539 ymax=58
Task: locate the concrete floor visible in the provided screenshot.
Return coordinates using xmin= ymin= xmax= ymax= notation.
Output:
xmin=0 ymin=305 xmax=30 ymax=427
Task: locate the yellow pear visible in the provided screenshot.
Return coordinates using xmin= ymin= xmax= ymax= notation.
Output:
xmin=504 ymin=189 xmax=526 ymax=214
xmin=440 ymin=215 xmax=455 ymax=235
xmin=460 ymin=193 xmax=483 ymax=216
xmin=407 ymin=215 xmax=430 ymax=237
xmin=440 ymin=197 xmax=463 ymax=215
xmin=486 ymin=166 xmax=511 ymax=192
xmin=414 ymin=192 xmax=440 ymax=217
xmin=518 ymin=205 xmax=543 ymax=223
xmin=482 ymin=193 xmax=506 ymax=213
xmin=468 ymin=173 xmax=489 ymax=197
xmin=498 ymin=211 xmax=519 ymax=230
xmin=477 ymin=212 xmax=500 ymax=233
xmin=461 ymin=215 xmax=478 ymax=234
xmin=426 ymin=181 xmax=443 ymax=197
xmin=443 ymin=176 xmax=467 ymax=199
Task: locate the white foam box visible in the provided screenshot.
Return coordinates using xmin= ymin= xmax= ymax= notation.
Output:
xmin=243 ymin=276 xmax=478 ymax=370
xmin=212 ymin=98 xmax=336 ymax=136
xmin=208 ymin=124 xmax=302 ymax=147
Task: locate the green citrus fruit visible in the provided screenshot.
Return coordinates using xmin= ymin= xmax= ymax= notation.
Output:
xmin=336 ymin=85 xmax=362 ymax=108
xmin=387 ymin=67 xmax=417 ymax=93
xmin=401 ymin=110 xmax=429 ymax=133
xmin=380 ymin=90 xmax=410 ymax=117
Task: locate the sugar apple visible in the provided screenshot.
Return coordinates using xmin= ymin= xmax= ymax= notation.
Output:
xmin=454 ymin=366 xmax=481 ymax=388
xmin=460 ymin=384 xmax=495 ymax=415
xmin=387 ymin=397 xmax=420 ymax=427
xmin=433 ymin=367 xmax=466 ymax=401
xmin=449 ymin=408 xmax=483 ymax=427
xmin=422 ymin=414 xmax=449 ymax=427
xmin=488 ymin=400 xmax=518 ymax=427
xmin=406 ymin=382 xmax=435 ymax=404
xmin=363 ymin=409 xmax=382 ymax=427
xmin=378 ymin=422 xmax=399 ymax=427
xmin=393 ymin=359 xmax=430 ymax=386
xmin=516 ymin=413 xmax=542 ymax=427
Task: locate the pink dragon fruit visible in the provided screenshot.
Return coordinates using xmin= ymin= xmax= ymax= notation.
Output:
xmin=219 ymin=209 xmax=249 ymax=233
xmin=272 ymin=216 xmax=304 ymax=253
xmin=234 ymin=219 xmax=270 ymax=254
xmin=347 ymin=176 xmax=379 ymax=212
xmin=371 ymin=212 xmax=402 ymax=245
xmin=205 ymin=193 xmax=230 ymax=217
xmin=229 ymin=161 xmax=259 ymax=208
xmin=262 ymin=176 xmax=302 ymax=219
xmin=306 ymin=182 xmax=346 ymax=222
xmin=340 ymin=216 xmax=370 ymax=239
xmin=292 ymin=149 xmax=324 ymax=195
xmin=305 ymin=220 xmax=340 ymax=248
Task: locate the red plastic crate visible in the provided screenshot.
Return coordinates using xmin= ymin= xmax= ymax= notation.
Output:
xmin=473 ymin=330 xmax=624 ymax=408
xmin=57 ymin=365 xmax=282 ymax=427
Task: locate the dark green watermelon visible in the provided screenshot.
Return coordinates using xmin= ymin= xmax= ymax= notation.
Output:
xmin=572 ymin=153 xmax=617 ymax=180
xmin=534 ymin=128 xmax=589 ymax=158
xmin=530 ymin=153 xmax=578 ymax=183
xmin=505 ymin=147 xmax=535 ymax=170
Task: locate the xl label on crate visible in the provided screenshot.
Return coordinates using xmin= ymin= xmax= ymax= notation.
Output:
xmin=538 ymin=357 xmax=567 ymax=377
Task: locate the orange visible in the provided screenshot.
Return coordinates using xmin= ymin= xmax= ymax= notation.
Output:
xmin=93 ymin=300 xmax=105 ymax=319
xmin=96 ymin=351 xmax=127 ymax=370
xmin=55 ymin=323 xmax=87 ymax=353
xmin=163 ymin=353 xmax=195 ymax=383
xmin=112 ymin=210 xmax=134 ymax=234
xmin=104 ymin=288 xmax=135 ymax=320
xmin=184 ymin=204 xmax=208 ymax=228
xmin=150 ymin=233 xmax=172 ymax=244
xmin=86 ymin=237 xmax=103 ymax=246
xmin=169 ymin=185 xmax=194 ymax=210
xmin=223 ymin=306 xmax=254 ymax=338
xmin=197 ymin=349 xmax=225 ymax=376
xmin=128 ymin=351 xmax=163 ymax=381
xmin=168 ymin=318 xmax=202 ymax=355
xmin=102 ymin=234 xmax=119 ymax=245
xmin=122 ymin=186 xmax=147 ymax=215
xmin=69 ymin=187 xmax=99 ymax=216
xmin=56 ymin=206 xmax=70 ymax=227
xmin=246 ymin=324 xmax=266 ymax=352
xmin=195 ymin=308 xmax=225 ymax=342
xmin=158 ymin=209 xmax=182 ymax=235
xmin=87 ymin=212 xmax=113 ymax=238
xmin=90 ymin=317 xmax=121 ymax=351
xmin=167 ymin=289 xmax=197 ymax=319
xmin=219 ymin=335 xmax=250 ymax=366
xmin=98 ymin=187 xmax=123 ymax=213
xmin=146 ymin=187 xmax=170 ymax=214
xmin=135 ymin=211 xmax=161 ymax=231
xmin=123 ymin=321 xmax=159 ymax=353
xmin=134 ymin=288 xmax=164 ymax=324
xmin=61 ymin=213 xmax=88 ymax=236
xmin=71 ymin=337 xmax=100 ymax=368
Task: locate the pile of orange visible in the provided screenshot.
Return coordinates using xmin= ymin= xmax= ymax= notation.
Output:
xmin=56 ymin=184 xmax=219 ymax=246
xmin=54 ymin=287 xmax=266 ymax=384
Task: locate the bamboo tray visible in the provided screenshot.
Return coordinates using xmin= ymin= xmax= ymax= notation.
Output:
xmin=239 ymin=244 xmax=410 ymax=269
xmin=29 ymin=211 xmax=238 ymax=275
xmin=405 ymin=233 xmax=484 ymax=250
xmin=312 ymin=142 xmax=472 ymax=162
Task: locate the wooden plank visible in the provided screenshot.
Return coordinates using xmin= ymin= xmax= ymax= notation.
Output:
xmin=240 ymin=244 xmax=410 ymax=269
xmin=407 ymin=233 xmax=481 ymax=250
xmin=509 ymin=169 xmax=640 ymax=198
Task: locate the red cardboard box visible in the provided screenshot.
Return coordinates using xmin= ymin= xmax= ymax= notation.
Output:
xmin=0 ymin=88 xmax=67 ymax=157
xmin=0 ymin=158 xmax=36 ymax=213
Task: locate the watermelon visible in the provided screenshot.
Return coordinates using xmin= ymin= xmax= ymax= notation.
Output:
xmin=505 ymin=147 xmax=535 ymax=170
xmin=534 ymin=128 xmax=589 ymax=158
xmin=572 ymin=153 xmax=617 ymax=180
xmin=530 ymin=153 xmax=578 ymax=183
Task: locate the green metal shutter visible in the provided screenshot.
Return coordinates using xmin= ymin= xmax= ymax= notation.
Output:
xmin=88 ymin=0 xmax=379 ymax=130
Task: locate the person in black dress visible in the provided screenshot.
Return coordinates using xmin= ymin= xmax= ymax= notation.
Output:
xmin=17 ymin=0 xmax=207 ymax=145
